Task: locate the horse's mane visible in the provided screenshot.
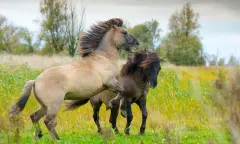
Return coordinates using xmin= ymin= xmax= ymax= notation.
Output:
xmin=120 ymin=50 xmax=160 ymax=76
xmin=80 ymin=18 xmax=123 ymax=57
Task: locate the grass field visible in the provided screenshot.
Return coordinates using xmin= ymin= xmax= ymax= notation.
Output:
xmin=0 ymin=55 xmax=237 ymax=144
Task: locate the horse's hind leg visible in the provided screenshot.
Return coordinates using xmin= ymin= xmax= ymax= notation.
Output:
xmin=30 ymin=106 xmax=47 ymax=139
xmin=44 ymin=104 xmax=62 ymax=140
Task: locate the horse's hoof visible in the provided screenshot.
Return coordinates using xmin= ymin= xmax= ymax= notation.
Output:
xmin=114 ymin=128 xmax=119 ymax=134
xmin=38 ymin=132 xmax=43 ymax=138
xmin=120 ymin=110 xmax=127 ymax=118
xmin=98 ymin=129 xmax=103 ymax=134
xmin=138 ymin=132 xmax=144 ymax=136
xmin=34 ymin=131 xmax=43 ymax=139
xmin=124 ymin=128 xmax=130 ymax=135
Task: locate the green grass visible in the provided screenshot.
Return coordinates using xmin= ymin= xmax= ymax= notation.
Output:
xmin=0 ymin=64 xmax=232 ymax=143
xmin=0 ymin=127 xmax=231 ymax=144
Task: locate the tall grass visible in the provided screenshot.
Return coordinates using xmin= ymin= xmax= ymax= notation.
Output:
xmin=210 ymin=68 xmax=240 ymax=144
xmin=0 ymin=54 xmax=127 ymax=70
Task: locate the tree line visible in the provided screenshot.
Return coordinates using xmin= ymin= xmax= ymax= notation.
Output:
xmin=0 ymin=1 xmax=239 ymax=66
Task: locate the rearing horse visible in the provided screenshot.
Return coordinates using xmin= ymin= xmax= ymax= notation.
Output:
xmin=9 ymin=18 xmax=139 ymax=140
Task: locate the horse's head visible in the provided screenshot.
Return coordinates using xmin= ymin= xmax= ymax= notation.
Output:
xmin=80 ymin=18 xmax=139 ymax=57
xmin=110 ymin=25 xmax=139 ymax=52
xmin=139 ymin=52 xmax=161 ymax=88
xmin=121 ymin=49 xmax=162 ymax=88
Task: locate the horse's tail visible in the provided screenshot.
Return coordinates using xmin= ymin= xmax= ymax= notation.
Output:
xmin=65 ymin=99 xmax=89 ymax=111
xmin=9 ymin=80 xmax=35 ymax=115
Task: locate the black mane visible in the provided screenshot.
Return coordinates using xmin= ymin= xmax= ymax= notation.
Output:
xmin=120 ymin=50 xmax=160 ymax=76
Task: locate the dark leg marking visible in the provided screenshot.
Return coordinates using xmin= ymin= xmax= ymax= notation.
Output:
xmin=136 ymin=99 xmax=148 ymax=135
xmin=124 ymin=98 xmax=133 ymax=135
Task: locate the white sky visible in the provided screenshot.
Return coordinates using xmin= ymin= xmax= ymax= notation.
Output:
xmin=0 ymin=0 xmax=239 ymax=60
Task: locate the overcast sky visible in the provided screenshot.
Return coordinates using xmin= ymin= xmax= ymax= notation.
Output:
xmin=0 ymin=0 xmax=239 ymax=60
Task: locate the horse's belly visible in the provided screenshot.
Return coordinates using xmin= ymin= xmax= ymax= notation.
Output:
xmin=65 ymin=84 xmax=105 ymax=100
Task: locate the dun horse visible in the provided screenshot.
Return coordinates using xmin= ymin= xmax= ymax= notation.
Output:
xmin=9 ymin=18 xmax=139 ymax=140
xmin=66 ymin=50 xmax=162 ymax=135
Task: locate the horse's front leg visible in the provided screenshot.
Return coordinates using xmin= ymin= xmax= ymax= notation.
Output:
xmin=124 ymin=98 xmax=133 ymax=135
xmin=136 ymin=98 xmax=148 ymax=135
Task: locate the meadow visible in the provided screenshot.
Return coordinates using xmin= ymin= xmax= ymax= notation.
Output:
xmin=0 ymin=54 xmax=236 ymax=144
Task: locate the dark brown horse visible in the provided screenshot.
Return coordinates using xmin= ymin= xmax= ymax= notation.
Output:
xmin=66 ymin=50 xmax=162 ymax=135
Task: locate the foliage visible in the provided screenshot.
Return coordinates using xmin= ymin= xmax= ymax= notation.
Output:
xmin=120 ymin=19 xmax=161 ymax=59
xmin=65 ymin=1 xmax=85 ymax=57
xmin=218 ymin=58 xmax=225 ymax=66
xmin=0 ymin=15 xmax=7 ymax=50
xmin=208 ymin=54 xmax=240 ymax=67
xmin=208 ymin=53 xmax=226 ymax=66
xmin=0 ymin=23 xmax=21 ymax=53
xmin=210 ymin=68 xmax=240 ymax=143
xmin=162 ymin=3 xmax=205 ymax=66
xmin=18 ymin=27 xmax=41 ymax=53
xmin=39 ymin=0 xmax=85 ymax=56
xmin=227 ymin=55 xmax=240 ymax=66
xmin=39 ymin=0 xmax=68 ymax=53
xmin=128 ymin=19 xmax=161 ymax=50
xmin=0 ymin=14 xmax=39 ymax=54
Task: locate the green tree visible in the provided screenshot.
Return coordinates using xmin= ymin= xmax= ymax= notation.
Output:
xmin=128 ymin=19 xmax=161 ymax=50
xmin=1 ymin=24 xmax=21 ymax=53
xmin=18 ymin=28 xmax=41 ymax=53
xmin=208 ymin=53 xmax=219 ymax=66
xmin=0 ymin=15 xmax=7 ymax=51
xmin=120 ymin=20 xmax=161 ymax=59
xmin=162 ymin=3 xmax=205 ymax=66
xmin=0 ymin=14 xmax=39 ymax=54
xmin=39 ymin=0 xmax=67 ymax=53
xmin=227 ymin=55 xmax=239 ymax=66
xmin=218 ymin=58 xmax=225 ymax=66
xmin=65 ymin=1 xmax=85 ymax=57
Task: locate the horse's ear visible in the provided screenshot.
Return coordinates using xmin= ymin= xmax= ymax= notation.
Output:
xmin=112 ymin=25 xmax=117 ymax=29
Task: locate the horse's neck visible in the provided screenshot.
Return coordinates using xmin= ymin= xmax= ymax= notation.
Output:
xmin=95 ymin=33 xmax=119 ymax=61
xmin=101 ymin=46 xmax=119 ymax=60
xmin=132 ymin=72 xmax=147 ymax=88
